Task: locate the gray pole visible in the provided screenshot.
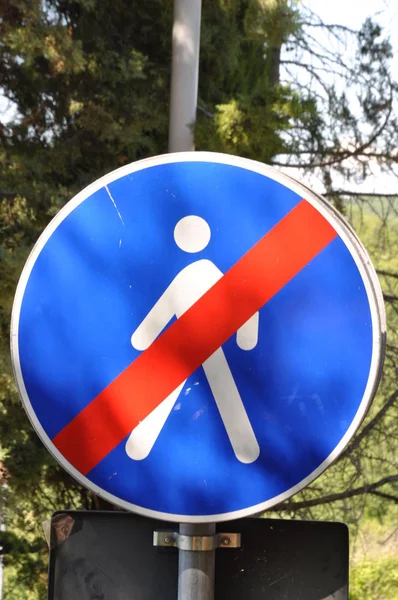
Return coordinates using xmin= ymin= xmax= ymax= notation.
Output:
xmin=169 ymin=3 xmax=215 ymax=598
xmin=177 ymin=523 xmax=216 ymax=600
xmin=169 ymin=0 xmax=202 ymax=152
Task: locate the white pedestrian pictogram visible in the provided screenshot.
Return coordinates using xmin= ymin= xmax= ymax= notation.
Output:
xmin=126 ymin=215 xmax=260 ymax=463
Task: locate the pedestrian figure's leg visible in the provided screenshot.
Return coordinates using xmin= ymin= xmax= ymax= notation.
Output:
xmin=202 ymin=349 xmax=260 ymax=463
xmin=126 ymin=381 xmax=186 ymax=460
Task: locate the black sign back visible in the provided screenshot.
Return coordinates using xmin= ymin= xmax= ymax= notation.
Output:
xmin=48 ymin=511 xmax=348 ymax=600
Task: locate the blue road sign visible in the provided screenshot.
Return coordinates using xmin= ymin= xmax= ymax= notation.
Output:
xmin=11 ymin=153 xmax=385 ymax=522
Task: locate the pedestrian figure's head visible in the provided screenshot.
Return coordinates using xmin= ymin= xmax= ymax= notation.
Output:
xmin=174 ymin=216 xmax=211 ymax=253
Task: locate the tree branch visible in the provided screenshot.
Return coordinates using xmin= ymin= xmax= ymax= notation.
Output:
xmin=299 ymin=21 xmax=357 ymax=35
xmin=324 ymin=192 xmax=398 ymax=199
xmin=370 ymin=490 xmax=398 ymax=504
xmin=0 ymin=189 xmax=34 ymax=200
xmin=377 ymin=269 xmax=398 ymax=279
xmin=197 ymin=104 xmax=214 ymax=119
xmin=271 ymin=147 xmax=397 ymax=169
xmin=277 ymin=475 xmax=398 ymax=511
xmin=337 ymin=389 xmax=398 ymax=462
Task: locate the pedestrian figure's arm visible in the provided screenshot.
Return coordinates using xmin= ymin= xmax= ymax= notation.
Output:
xmin=131 ymin=286 xmax=174 ymax=351
xmin=236 ymin=312 xmax=259 ymax=350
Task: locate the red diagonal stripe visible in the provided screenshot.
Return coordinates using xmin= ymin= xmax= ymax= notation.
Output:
xmin=53 ymin=199 xmax=337 ymax=474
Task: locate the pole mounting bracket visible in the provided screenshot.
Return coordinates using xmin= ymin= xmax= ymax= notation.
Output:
xmin=153 ymin=531 xmax=241 ymax=551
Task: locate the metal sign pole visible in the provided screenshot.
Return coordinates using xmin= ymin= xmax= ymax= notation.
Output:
xmin=153 ymin=525 xmax=240 ymax=599
xmin=168 ymin=0 xmax=202 ymax=152
xmin=169 ymin=1 xmax=215 ymax=598
xmin=177 ymin=524 xmax=216 ymax=600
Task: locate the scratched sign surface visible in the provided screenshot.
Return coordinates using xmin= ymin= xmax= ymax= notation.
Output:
xmin=11 ymin=153 xmax=385 ymax=522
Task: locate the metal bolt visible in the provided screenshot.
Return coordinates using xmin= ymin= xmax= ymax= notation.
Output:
xmin=221 ymin=536 xmax=230 ymax=546
xmin=163 ymin=535 xmax=173 ymax=544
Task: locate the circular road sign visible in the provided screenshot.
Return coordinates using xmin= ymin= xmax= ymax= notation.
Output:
xmin=11 ymin=152 xmax=385 ymax=522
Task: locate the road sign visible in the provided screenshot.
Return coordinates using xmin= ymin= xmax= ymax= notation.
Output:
xmin=11 ymin=152 xmax=385 ymax=522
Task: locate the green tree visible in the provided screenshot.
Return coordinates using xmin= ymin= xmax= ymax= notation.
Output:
xmin=1 ymin=1 xmax=398 ymax=597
